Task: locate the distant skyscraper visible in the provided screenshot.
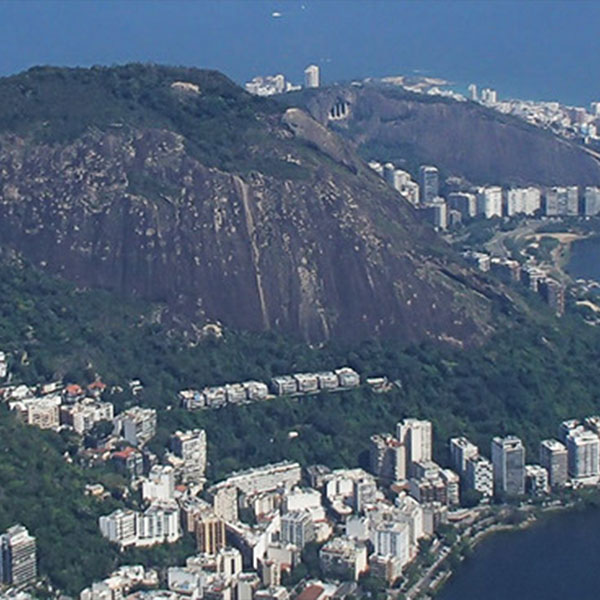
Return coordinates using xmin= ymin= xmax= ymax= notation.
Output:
xmin=480 ymin=88 xmax=498 ymax=105
xmin=467 ymin=83 xmax=478 ymax=101
xmin=0 ymin=525 xmax=37 ymax=586
xmin=539 ymin=439 xmax=568 ymax=488
xmin=491 ymin=436 xmax=525 ymax=496
xmin=304 ymin=65 xmax=320 ymax=88
xmin=418 ymin=166 xmax=439 ymax=204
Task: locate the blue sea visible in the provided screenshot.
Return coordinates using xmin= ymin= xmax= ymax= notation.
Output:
xmin=567 ymin=236 xmax=600 ymax=282
xmin=438 ymin=508 xmax=600 ymax=600
xmin=0 ymin=1 xmax=599 ymax=107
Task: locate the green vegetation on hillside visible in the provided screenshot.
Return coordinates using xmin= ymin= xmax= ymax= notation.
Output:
xmin=0 ymin=64 xmax=309 ymax=177
xmin=1 ymin=256 xmax=600 ymax=592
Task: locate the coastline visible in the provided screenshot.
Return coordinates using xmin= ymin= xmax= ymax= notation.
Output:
xmin=412 ymin=498 xmax=588 ymax=600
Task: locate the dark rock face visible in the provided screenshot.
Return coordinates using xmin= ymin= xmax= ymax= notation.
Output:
xmin=296 ymin=86 xmax=600 ymax=186
xmin=0 ymin=66 xmax=504 ymax=345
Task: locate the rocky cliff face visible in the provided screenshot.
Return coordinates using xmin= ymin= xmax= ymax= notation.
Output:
xmin=291 ymin=85 xmax=600 ymax=186
xmin=0 ymin=65 xmax=504 ymax=344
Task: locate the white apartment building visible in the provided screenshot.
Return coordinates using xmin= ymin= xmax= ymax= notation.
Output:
xmin=397 ymin=419 xmax=432 ymax=475
xmin=119 ymin=407 xmax=157 ymax=447
xmin=506 ymin=187 xmax=542 ymax=216
xmin=545 ymin=186 xmax=579 ymax=216
xmin=449 ymin=437 xmax=479 ymax=476
xmin=465 ymin=455 xmax=494 ymax=498
xmin=476 ymin=186 xmax=503 ymax=218
xmin=372 ymin=521 xmax=411 ymax=568
xmin=142 ymin=465 xmax=175 ymax=503
xmin=566 ymin=429 xmax=600 ymax=480
xmin=304 ymin=65 xmax=320 ymax=88
xmin=280 ymin=510 xmax=314 ymax=549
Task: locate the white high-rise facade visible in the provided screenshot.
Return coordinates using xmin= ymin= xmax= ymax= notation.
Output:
xmin=584 ymin=187 xmax=600 ymax=216
xmin=304 ymin=65 xmax=320 ymax=88
xmin=397 ymin=419 xmax=432 ymax=476
xmin=566 ymin=429 xmax=600 ymax=480
xmin=476 ymin=186 xmax=503 ymax=218
xmin=449 ymin=437 xmax=479 ymax=475
xmin=506 ymin=187 xmax=542 ymax=216
xmin=0 ymin=525 xmax=37 ymax=586
xmin=465 ymin=455 xmax=493 ymax=498
xmin=418 ymin=166 xmax=439 ymax=204
xmin=491 ymin=436 xmax=525 ymax=496
xmin=372 ymin=521 xmax=411 ymax=567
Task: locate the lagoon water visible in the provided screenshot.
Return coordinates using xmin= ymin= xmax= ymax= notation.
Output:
xmin=566 ymin=236 xmax=600 ymax=282
xmin=437 ymin=508 xmax=600 ymax=600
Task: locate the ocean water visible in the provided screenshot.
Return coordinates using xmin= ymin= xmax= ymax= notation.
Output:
xmin=438 ymin=508 xmax=600 ymax=600
xmin=0 ymin=1 xmax=599 ymax=106
xmin=567 ymin=237 xmax=600 ymax=282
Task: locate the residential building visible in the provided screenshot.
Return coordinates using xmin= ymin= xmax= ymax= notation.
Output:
xmin=397 ymin=419 xmax=432 ymax=475
xmin=369 ymin=434 xmax=406 ymax=482
xmin=195 ymin=514 xmax=226 ymax=555
xmin=304 ymin=65 xmax=320 ymax=88
xmin=420 ymin=197 xmax=448 ymax=230
xmin=545 ymin=186 xmax=579 ymax=216
xmin=319 ymin=537 xmax=368 ymax=581
xmin=559 ymin=419 xmax=581 ymax=443
xmin=142 ymin=465 xmax=175 ymax=503
xmin=448 ymin=192 xmax=477 ymax=219
xmin=0 ymin=525 xmax=37 ymax=586
xmin=584 ymin=187 xmax=600 ymax=216
xmin=538 ymin=278 xmax=565 ymax=316
xmin=418 ymin=166 xmax=439 ymax=204
xmin=449 ymin=437 xmax=479 ymax=476
xmin=270 ymin=376 xmax=298 ymax=396
xmin=213 ymin=461 xmax=301 ymax=497
xmin=465 ymin=455 xmax=494 ymax=498
xmin=506 ymin=187 xmax=542 ymax=216
xmin=476 ymin=186 xmax=503 ymax=218
xmin=111 ymin=447 xmax=144 ymax=479
xmin=566 ymin=429 xmax=600 ymax=480
xmin=335 ymin=367 xmax=360 ymax=388
xmin=525 ymin=465 xmax=549 ymax=496
xmin=280 ymin=511 xmax=314 ymax=549
xmin=99 ymin=509 xmax=138 ymax=548
xmin=490 ymin=257 xmax=521 ymax=284
xmin=170 ymin=429 xmax=207 ymax=482
xmin=15 ymin=397 xmax=61 ymax=430
xmin=539 ymin=439 xmax=568 ymax=488
xmin=136 ymin=503 xmax=181 ymax=546
xmin=467 ymin=83 xmax=478 ymax=101
xmin=521 ymin=265 xmax=547 ymax=292
xmin=120 ymin=407 xmax=157 ymax=447
xmin=372 ymin=521 xmax=411 ymax=568
xmin=61 ymin=398 xmax=114 ymax=434
xmin=480 ymin=88 xmax=498 ymax=105
xmin=210 ymin=485 xmax=239 ymax=523
xmin=491 ymin=436 xmax=525 ymax=496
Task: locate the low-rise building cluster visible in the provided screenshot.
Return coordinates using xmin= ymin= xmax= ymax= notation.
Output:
xmin=462 ymin=253 xmax=566 ymax=316
xmin=180 ymin=368 xmax=360 ymax=411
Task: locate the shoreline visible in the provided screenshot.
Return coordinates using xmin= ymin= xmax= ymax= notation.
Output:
xmin=417 ymin=499 xmax=586 ymax=599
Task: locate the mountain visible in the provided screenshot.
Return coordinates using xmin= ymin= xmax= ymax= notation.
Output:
xmin=0 ymin=64 xmax=508 ymax=345
xmin=283 ymin=83 xmax=600 ymax=187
